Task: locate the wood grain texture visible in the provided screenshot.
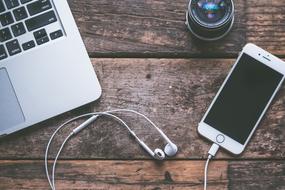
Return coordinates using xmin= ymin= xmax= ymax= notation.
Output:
xmin=0 ymin=59 xmax=284 ymax=160
xmin=67 ymin=0 xmax=285 ymax=57
xmin=0 ymin=160 xmax=227 ymax=190
xmin=228 ymin=161 xmax=285 ymax=190
xmin=0 ymin=160 xmax=283 ymax=190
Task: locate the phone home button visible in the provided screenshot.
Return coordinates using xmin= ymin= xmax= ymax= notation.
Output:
xmin=216 ymin=134 xmax=225 ymax=143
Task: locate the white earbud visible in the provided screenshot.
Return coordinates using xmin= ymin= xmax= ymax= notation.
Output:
xmin=164 ymin=143 xmax=178 ymax=157
xmin=156 ymin=128 xmax=178 ymax=157
xmin=130 ymin=128 xmax=177 ymax=160
xmin=130 ymin=131 xmax=167 ymax=160
xmin=154 ymin=148 xmax=165 ymax=160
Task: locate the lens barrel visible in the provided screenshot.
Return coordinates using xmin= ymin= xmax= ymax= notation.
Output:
xmin=186 ymin=0 xmax=234 ymax=41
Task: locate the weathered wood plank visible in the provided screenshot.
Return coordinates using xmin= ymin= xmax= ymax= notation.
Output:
xmin=1 ymin=160 xmax=227 ymax=190
xmin=0 ymin=160 xmax=283 ymax=190
xmin=245 ymin=0 xmax=285 ymax=56
xmin=67 ymin=0 xmax=285 ymax=57
xmin=228 ymin=161 xmax=285 ymax=190
xmin=0 ymin=59 xmax=284 ymax=159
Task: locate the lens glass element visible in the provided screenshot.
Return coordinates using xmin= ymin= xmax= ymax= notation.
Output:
xmin=191 ymin=0 xmax=232 ymax=26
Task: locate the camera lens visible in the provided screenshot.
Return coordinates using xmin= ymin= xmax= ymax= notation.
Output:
xmin=186 ymin=0 xmax=234 ymax=41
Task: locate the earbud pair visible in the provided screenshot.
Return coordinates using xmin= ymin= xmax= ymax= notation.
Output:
xmin=130 ymin=130 xmax=178 ymax=160
xmin=154 ymin=143 xmax=178 ymax=160
xmin=72 ymin=110 xmax=178 ymax=160
xmin=45 ymin=109 xmax=178 ymax=190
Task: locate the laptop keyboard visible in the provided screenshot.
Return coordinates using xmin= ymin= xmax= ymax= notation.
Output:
xmin=0 ymin=0 xmax=64 ymax=61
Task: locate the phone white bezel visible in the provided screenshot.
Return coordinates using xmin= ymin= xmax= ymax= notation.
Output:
xmin=198 ymin=43 xmax=285 ymax=155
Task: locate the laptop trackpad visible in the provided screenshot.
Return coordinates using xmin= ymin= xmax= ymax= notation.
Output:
xmin=0 ymin=68 xmax=25 ymax=132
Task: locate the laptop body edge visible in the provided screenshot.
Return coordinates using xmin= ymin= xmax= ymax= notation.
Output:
xmin=0 ymin=0 xmax=101 ymax=136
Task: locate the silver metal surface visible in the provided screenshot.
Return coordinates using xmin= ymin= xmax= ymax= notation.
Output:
xmin=0 ymin=0 xmax=101 ymax=135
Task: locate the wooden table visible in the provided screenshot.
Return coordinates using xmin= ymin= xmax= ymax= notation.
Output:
xmin=1 ymin=0 xmax=284 ymax=189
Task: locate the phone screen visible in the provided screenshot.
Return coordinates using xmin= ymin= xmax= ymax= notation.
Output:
xmin=204 ymin=53 xmax=283 ymax=144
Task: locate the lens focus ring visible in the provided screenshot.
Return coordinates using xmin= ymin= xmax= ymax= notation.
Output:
xmin=186 ymin=0 xmax=234 ymax=41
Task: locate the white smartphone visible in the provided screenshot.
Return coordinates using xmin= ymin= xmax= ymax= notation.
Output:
xmin=198 ymin=43 xmax=285 ymax=155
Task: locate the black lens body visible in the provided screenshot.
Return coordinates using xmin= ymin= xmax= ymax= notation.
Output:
xmin=186 ymin=0 xmax=234 ymax=41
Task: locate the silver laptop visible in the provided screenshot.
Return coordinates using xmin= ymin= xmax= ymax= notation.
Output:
xmin=0 ymin=0 xmax=101 ymax=136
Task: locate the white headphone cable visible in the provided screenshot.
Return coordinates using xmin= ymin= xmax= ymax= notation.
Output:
xmin=51 ymin=132 xmax=73 ymax=189
xmin=46 ymin=112 xmax=138 ymax=190
xmin=45 ymin=112 xmax=97 ymax=189
xmin=106 ymin=109 xmax=175 ymax=146
xmin=45 ymin=109 xmax=176 ymax=190
xmin=105 ymin=109 xmax=159 ymax=130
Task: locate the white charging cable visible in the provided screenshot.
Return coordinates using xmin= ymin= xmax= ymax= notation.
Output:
xmin=45 ymin=109 xmax=166 ymax=190
xmin=204 ymin=143 xmax=220 ymax=190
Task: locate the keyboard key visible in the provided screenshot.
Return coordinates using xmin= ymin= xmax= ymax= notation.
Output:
xmin=0 ymin=28 xmax=12 ymax=42
xmin=11 ymin=22 xmax=26 ymax=37
xmin=33 ymin=28 xmax=49 ymax=45
xmin=27 ymin=0 xmax=52 ymax=16
xmin=13 ymin=6 xmax=27 ymax=21
xmin=22 ymin=40 xmax=35 ymax=50
xmin=6 ymin=39 xmax=21 ymax=56
xmin=20 ymin=0 xmax=32 ymax=4
xmin=4 ymin=0 xmax=19 ymax=9
xmin=0 ymin=0 xmax=5 ymax=13
xmin=33 ymin=28 xmax=46 ymax=39
xmin=25 ymin=10 xmax=57 ymax=32
xmin=36 ymin=35 xmax=48 ymax=45
xmin=0 ymin=12 xmax=14 ymax=26
xmin=0 ymin=45 xmax=8 ymax=60
xmin=50 ymin=30 xmax=63 ymax=40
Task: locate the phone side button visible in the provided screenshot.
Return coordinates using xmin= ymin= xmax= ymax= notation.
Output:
xmin=216 ymin=134 xmax=225 ymax=143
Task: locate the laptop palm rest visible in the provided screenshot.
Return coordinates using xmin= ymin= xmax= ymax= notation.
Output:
xmin=0 ymin=68 xmax=25 ymax=132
